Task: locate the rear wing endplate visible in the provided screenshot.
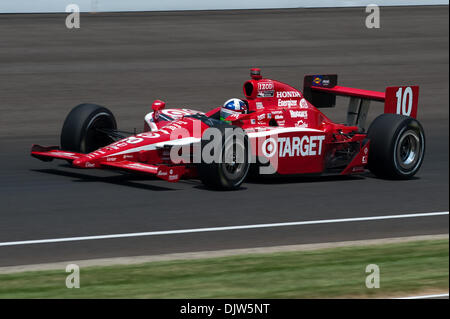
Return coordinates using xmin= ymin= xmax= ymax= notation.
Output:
xmin=303 ymin=74 xmax=419 ymax=130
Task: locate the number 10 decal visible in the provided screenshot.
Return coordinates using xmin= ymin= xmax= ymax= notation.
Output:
xmin=395 ymin=87 xmax=413 ymax=116
xmin=385 ymin=85 xmax=419 ymax=119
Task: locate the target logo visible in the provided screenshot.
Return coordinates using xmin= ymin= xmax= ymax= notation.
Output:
xmin=163 ymin=110 xmax=188 ymax=117
xmin=262 ymin=138 xmax=277 ymax=158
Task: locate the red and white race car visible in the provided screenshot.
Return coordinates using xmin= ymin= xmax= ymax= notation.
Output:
xmin=31 ymin=68 xmax=425 ymax=190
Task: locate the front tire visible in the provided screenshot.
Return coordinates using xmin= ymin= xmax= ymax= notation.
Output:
xmin=197 ymin=126 xmax=250 ymax=190
xmin=367 ymin=114 xmax=425 ymax=179
xmin=60 ymin=103 xmax=117 ymax=153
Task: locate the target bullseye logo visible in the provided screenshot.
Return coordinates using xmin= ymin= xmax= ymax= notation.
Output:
xmin=164 ymin=110 xmax=186 ymax=116
xmin=262 ymin=138 xmax=277 ymax=158
xmin=163 ymin=109 xmax=196 ymax=118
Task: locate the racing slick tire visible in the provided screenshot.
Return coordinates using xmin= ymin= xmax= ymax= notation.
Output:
xmin=60 ymin=103 xmax=117 ymax=153
xmin=367 ymin=113 xmax=425 ymax=179
xmin=197 ymin=125 xmax=250 ymax=190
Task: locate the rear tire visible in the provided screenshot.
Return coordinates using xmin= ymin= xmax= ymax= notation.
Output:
xmin=367 ymin=114 xmax=425 ymax=179
xmin=197 ymin=125 xmax=250 ymax=190
xmin=60 ymin=103 xmax=117 ymax=153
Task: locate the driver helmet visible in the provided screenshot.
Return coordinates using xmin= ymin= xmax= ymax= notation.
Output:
xmin=220 ymin=98 xmax=247 ymax=122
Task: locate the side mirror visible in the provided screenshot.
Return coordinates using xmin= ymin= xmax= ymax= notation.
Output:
xmin=152 ymin=100 xmax=166 ymax=112
xmin=152 ymin=100 xmax=165 ymax=121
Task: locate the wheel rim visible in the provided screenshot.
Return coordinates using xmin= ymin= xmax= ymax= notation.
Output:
xmin=221 ymin=137 xmax=248 ymax=182
xmin=395 ymin=129 xmax=422 ymax=172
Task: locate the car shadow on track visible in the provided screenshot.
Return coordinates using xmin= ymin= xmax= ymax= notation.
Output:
xmin=245 ymin=172 xmax=421 ymax=185
xmin=31 ymin=168 xmax=177 ymax=191
xmin=31 ymin=167 xmax=420 ymax=192
xmin=192 ymin=184 xmax=249 ymax=192
xmin=358 ymin=172 xmax=421 ymax=181
xmin=245 ymin=174 xmax=366 ymax=185
xmin=192 ymin=174 xmax=365 ymax=191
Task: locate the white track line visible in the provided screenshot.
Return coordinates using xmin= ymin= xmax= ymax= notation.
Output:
xmin=0 ymin=211 xmax=447 ymax=247
xmin=395 ymin=293 xmax=449 ymax=299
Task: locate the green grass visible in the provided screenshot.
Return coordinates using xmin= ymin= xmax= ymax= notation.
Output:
xmin=0 ymin=239 xmax=448 ymax=298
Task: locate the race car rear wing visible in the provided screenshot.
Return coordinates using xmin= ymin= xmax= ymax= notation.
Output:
xmin=303 ymin=74 xmax=419 ymax=131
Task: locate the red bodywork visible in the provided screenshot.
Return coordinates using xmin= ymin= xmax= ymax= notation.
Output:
xmin=31 ymin=69 xmax=419 ymax=183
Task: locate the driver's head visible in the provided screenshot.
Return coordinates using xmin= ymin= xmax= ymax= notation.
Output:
xmin=220 ymin=98 xmax=247 ymax=122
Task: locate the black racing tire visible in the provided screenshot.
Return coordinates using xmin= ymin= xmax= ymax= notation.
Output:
xmin=197 ymin=125 xmax=250 ymax=190
xmin=60 ymin=103 xmax=117 ymax=153
xmin=367 ymin=113 xmax=425 ymax=179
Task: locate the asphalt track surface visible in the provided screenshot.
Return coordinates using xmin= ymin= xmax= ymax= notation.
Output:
xmin=0 ymin=6 xmax=448 ymax=267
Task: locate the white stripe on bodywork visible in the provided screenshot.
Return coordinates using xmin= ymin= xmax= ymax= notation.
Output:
xmin=109 ymin=137 xmax=201 ymax=156
xmin=144 ymin=113 xmax=159 ymax=131
xmin=109 ymin=127 xmax=321 ymax=157
xmin=246 ymin=127 xmax=322 ymax=138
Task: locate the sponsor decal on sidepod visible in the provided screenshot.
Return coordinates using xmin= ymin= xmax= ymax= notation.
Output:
xmin=262 ymin=135 xmax=325 ymax=158
xmin=289 ymin=110 xmax=308 ymax=119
